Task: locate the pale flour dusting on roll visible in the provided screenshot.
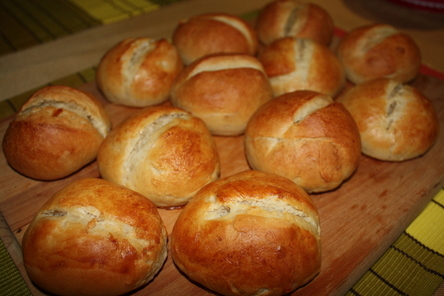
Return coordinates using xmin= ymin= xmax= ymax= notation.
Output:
xmin=187 ymin=56 xmax=265 ymax=79
xmin=292 ymin=93 xmax=332 ymax=123
xmin=259 ymin=37 xmax=345 ymax=97
xmin=205 ymin=195 xmax=319 ymax=234
xmin=256 ymin=0 xmax=334 ymax=46
xmin=121 ymin=38 xmax=157 ymax=99
xmin=124 ymin=111 xmax=191 ymax=183
xmin=207 ymin=15 xmax=256 ymax=51
xmin=359 ymin=25 xmax=398 ymax=53
xmin=20 ymin=99 xmax=109 ymax=138
xmin=284 ymin=4 xmax=308 ymax=37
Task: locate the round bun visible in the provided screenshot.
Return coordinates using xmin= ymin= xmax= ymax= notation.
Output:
xmin=258 ymin=37 xmax=345 ymax=98
xmin=170 ymin=53 xmax=274 ymax=136
xmin=336 ymin=23 xmax=421 ymax=84
xmin=22 ymin=178 xmax=168 ymax=296
xmin=171 ymin=170 xmax=321 ymax=296
xmin=256 ymin=0 xmax=334 ymax=46
xmin=172 ymin=13 xmax=258 ymax=65
xmin=2 ymin=85 xmax=111 ymax=180
xmin=245 ymin=90 xmax=361 ymax=193
xmin=336 ymin=78 xmax=439 ymax=161
xmin=97 ymin=105 xmax=220 ymax=208
xmin=96 ymin=37 xmax=183 ymax=107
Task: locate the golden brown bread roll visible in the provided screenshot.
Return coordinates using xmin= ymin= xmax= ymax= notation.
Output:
xmin=245 ymin=90 xmax=361 ymax=193
xmin=2 ymin=85 xmax=111 ymax=180
xmin=96 ymin=37 xmax=183 ymax=107
xmin=172 ymin=13 xmax=258 ymax=65
xmin=170 ymin=53 xmax=274 ymax=136
xmin=22 ymin=178 xmax=168 ymax=296
xmin=97 ymin=105 xmax=220 ymax=208
xmin=171 ymin=170 xmax=321 ymax=296
xmin=336 ymin=23 xmax=421 ymax=84
xmin=258 ymin=37 xmax=345 ymax=97
xmin=336 ymin=78 xmax=439 ymax=161
xmin=256 ymin=0 xmax=335 ymax=46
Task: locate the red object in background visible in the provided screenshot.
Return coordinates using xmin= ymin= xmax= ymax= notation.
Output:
xmin=387 ymin=0 xmax=444 ymax=12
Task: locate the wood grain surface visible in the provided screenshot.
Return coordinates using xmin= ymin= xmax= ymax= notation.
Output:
xmin=0 ymin=69 xmax=443 ymax=295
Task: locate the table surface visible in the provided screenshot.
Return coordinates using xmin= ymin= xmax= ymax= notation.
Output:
xmin=0 ymin=0 xmax=443 ymax=295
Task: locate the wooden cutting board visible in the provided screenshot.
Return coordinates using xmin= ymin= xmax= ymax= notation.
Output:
xmin=0 ymin=71 xmax=443 ymax=295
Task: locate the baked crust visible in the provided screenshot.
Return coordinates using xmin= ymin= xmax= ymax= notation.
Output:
xmin=336 ymin=78 xmax=439 ymax=161
xmin=97 ymin=105 xmax=220 ymax=207
xmin=336 ymin=23 xmax=421 ymax=84
xmin=172 ymin=13 xmax=258 ymax=65
xmin=22 ymin=178 xmax=168 ymax=296
xmin=170 ymin=53 xmax=274 ymax=136
xmin=245 ymin=90 xmax=361 ymax=193
xmin=256 ymin=0 xmax=334 ymax=46
xmin=171 ymin=170 xmax=321 ymax=296
xmin=259 ymin=36 xmax=345 ymax=97
xmin=2 ymin=85 xmax=111 ymax=180
xmin=96 ymin=37 xmax=183 ymax=107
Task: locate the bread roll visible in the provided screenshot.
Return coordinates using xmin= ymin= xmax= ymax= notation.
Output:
xmin=2 ymin=85 xmax=111 ymax=180
xmin=256 ymin=0 xmax=334 ymax=46
xmin=96 ymin=37 xmax=183 ymax=107
xmin=245 ymin=90 xmax=361 ymax=193
xmin=22 ymin=178 xmax=168 ymax=296
xmin=336 ymin=78 xmax=439 ymax=161
xmin=172 ymin=13 xmax=258 ymax=65
xmin=97 ymin=105 xmax=220 ymax=207
xmin=258 ymin=36 xmax=345 ymax=98
xmin=171 ymin=170 xmax=321 ymax=296
xmin=170 ymin=53 xmax=274 ymax=136
xmin=336 ymin=23 xmax=421 ymax=84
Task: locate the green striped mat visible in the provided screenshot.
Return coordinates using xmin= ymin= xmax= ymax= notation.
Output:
xmin=0 ymin=0 xmax=183 ymax=56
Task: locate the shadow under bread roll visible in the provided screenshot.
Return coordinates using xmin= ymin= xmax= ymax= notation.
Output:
xmin=22 ymin=178 xmax=168 ymax=296
xmin=2 ymin=85 xmax=111 ymax=180
xmin=171 ymin=170 xmax=321 ymax=296
xmin=97 ymin=105 xmax=220 ymax=208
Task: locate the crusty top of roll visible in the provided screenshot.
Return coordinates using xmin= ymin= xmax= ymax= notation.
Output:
xmin=22 ymin=178 xmax=168 ymax=296
xmin=258 ymin=36 xmax=345 ymax=98
xmin=256 ymin=0 xmax=334 ymax=46
xmin=172 ymin=13 xmax=258 ymax=64
xmin=18 ymin=85 xmax=111 ymax=137
xmin=245 ymin=90 xmax=361 ymax=193
xmin=96 ymin=37 xmax=183 ymax=107
xmin=171 ymin=170 xmax=321 ymax=296
xmin=2 ymin=86 xmax=111 ymax=180
xmin=98 ymin=105 xmax=220 ymax=207
xmin=336 ymin=78 xmax=439 ymax=161
xmin=336 ymin=23 xmax=421 ymax=84
xmin=170 ymin=53 xmax=274 ymax=136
